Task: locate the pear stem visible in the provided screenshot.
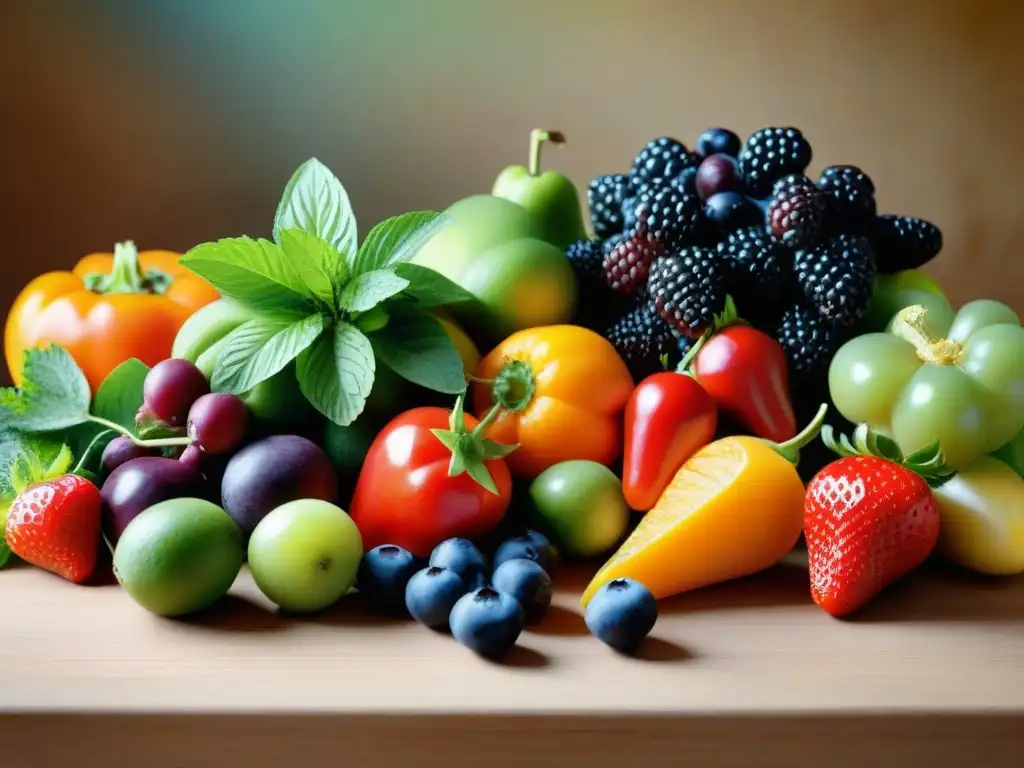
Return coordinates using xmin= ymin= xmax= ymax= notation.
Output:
xmin=528 ymin=129 xmax=566 ymax=176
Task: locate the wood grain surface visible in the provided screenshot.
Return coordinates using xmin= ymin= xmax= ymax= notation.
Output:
xmin=2 ymin=552 xmax=1022 ymax=765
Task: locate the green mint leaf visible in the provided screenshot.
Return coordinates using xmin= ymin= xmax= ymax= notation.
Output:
xmin=212 ymin=313 xmax=325 ymax=395
xmin=392 ymin=262 xmax=479 ymax=308
xmin=181 ymin=237 xmax=318 ymax=318
xmin=368 ymin=303 xmax=466 ymax=394
xmin=296 ymin=321 xmax=375 ymax=426
xmin=92 ymin=358 xmax=149 ymax=432
xmin=338 ymin=269 xmax=410 ymax=313
xmin=353 ymin=211 xmax=449 ymax=276
xmin=273 ymin=158 xmax=357 ymax=268
xmin=0 ymin=346 xmax=91 ymax=432
xmin=278 ymin=228 xmax=343 ymax=305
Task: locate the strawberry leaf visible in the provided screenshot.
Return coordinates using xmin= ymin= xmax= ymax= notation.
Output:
xmin=823 ymin=425 xmax=956 ymax=487
xmin=0 ymin=346 xmax=91 ymax=432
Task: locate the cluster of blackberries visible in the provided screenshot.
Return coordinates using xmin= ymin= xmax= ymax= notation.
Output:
xmin=566 ymin=127 xmax=943 ymax=384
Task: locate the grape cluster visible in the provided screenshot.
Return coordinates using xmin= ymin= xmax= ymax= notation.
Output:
xmin=567 ymin=127 xmax=944 ymax=384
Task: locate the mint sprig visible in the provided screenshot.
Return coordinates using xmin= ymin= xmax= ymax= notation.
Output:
xmin=180 ymin=158 xmax=479 ymax=425
xmin=821 ymin=423 xmax=957 ymax=487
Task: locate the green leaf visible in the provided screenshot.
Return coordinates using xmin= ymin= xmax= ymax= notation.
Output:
xmin=92 ymin=359 xmax=149 ymax=432
xmin=353 ymin=211 xmax=449 ymax=276
xmin=368 ymin=303 xmax=466 ymax=394
xmin=0 ymin=346 xmax=91 ymax=432
xmin=278 ymin=228 xmax=343 ymax=305
xmin=273 ymin=158 xmax=357 ymax=268
xmin=0 ymin=429 xmax=69 ymax=499
xmin=0 ymin=541 xmax=10 ymax=569
xmin=480 ymin=438 xmax=518 ymax=460
xmin=338 ymin=269 xmax=410 ymax=313
xmin=212 ymin=313 xmax=326 ymax=395
xmin=181 ymin=237 xmax=318 ymax=318
xmin=429 ymin=428 xmax=460 ymax=452
xmin=392 ymin=262 xmax=479 ymax=308
xmin=296 ymin=321 xmax=375 ymax=426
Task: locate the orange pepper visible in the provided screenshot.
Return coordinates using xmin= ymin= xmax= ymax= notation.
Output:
xmin=5 ymin=241 xmax=218 ymax=392
xmin=470 ymin=325 xmax=634 ymax=477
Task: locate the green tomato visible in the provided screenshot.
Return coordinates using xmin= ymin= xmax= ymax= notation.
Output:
xmin=527 ymin=460 xmax=629 ymax=559
xmin=247 ymin=499 xmax=363 ymax=613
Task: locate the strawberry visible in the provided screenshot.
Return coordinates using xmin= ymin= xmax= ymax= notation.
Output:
xmin=6 ymin=474 xmax=103 ymax=584
xmin=805 ymin=425 xmax=949 ymax=617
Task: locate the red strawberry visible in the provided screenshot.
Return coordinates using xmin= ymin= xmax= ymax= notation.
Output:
xmin=6 ymin=474 xmax=103 ymax=584
xmin=804 ymin=454 xmax=941 ymax=617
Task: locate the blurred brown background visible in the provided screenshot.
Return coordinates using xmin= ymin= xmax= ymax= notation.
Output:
xmin=1 ymin=0 xmax=1023 ymax=383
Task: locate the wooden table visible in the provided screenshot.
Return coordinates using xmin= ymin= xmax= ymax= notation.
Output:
xmin=1 ymin=551 xmax=1022 ymax=767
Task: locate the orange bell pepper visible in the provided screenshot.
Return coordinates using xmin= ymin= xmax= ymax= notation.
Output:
xmin=470 ymin=325 xmax=634 ymax=477
xmin=5 ymin=241 xmax=218 ymax=392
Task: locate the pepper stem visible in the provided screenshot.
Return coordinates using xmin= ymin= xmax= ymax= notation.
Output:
xmin=892 ymin=304 xmax=962 ymax=365
xmin=528 ymin=129 xmax=566 ymax=177
xmin=768 ymin=403 xmax=828 ymax=465
xmin=82 ymin=241 xmax=172 ymax=296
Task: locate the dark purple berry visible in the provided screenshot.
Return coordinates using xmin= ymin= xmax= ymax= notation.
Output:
xmin=704 ymin=192 xmax=763 ymax=231
xmin=696 ymin=128 xmax=742 ymax=158
xmin=695 ymin=154 xmax=744 ymax=199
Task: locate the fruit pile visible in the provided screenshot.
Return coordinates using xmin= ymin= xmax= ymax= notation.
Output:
xmin=2 ymin=127 xmax=1023 ymax=662
xmin=575 ymin=127 xmax=943 ymax=389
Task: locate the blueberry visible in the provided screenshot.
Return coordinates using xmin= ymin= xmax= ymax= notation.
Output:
xmin=450 ymin=587 xmax=525 ymax=658
xmin=491 ymin=558 xmax=552 ymax=624
xmin=492 ymin=530 xmax=558 ymax=572
xmin=404 ymin=566 xmax=467 ymax=630
xmin=357 ymin=544 xmax=422 ymax=614
xmin=703 ymin=191 xmax=763 ymax=230
xmin=429 ymin=538 xmax=488 ymax=590
xmin=696 ymin=128 xmax=741 ymax=158
xmin=584 ymin=578 xmax=658 ymax=655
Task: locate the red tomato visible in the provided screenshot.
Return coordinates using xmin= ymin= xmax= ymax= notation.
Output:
xmin=349 ymin=407 xmax=512 ymax=557
xmin=622 ymin=372 xmax=718 ymax=512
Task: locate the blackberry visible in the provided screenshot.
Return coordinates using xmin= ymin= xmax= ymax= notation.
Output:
xmin=817 ymin=165 xmax=876 ymax=233
xmin=738 ymin=127 xmax=812 ymax=196
xmin=630 ymin=137 xmax=700 ymax=187
xmin=565 ymin=238 xmax=604 ymax=282
xmin=717 ymin=226 xmax=790 ymax=325
xmin=604 ymin=304 xmax=675 ymax=376
xmin=766 ymin=174 xmax=826 ymax=247
xmin=675 ymin=166 xmax=699 ymax=195
xmin=647 ymin=247 xmax=727 ymax=339
xmin=776 ymin=301 xmax=842 ymax=382
xmin=870 ymin=214 xmax=943 ymax=273
xmin=587 ymin=174 xmax=631 ymax=239
xmin=602 ymin=224 xmax=666 ymax=296
xmin=794 ymin=233 xmax=876 ymax=329
xmin=642 ymin=185 xmax=702 ymax=249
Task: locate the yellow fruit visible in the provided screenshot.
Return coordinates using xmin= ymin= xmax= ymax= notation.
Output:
xmin=581 ymin=435 xmax=806 ymax=606
xmin=933 ymin=456 xmax=1024 ymax=575
xmin=432 ymin=311 xmax=481 ymax=377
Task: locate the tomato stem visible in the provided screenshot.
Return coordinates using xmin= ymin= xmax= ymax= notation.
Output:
xmin=470 ymin=402 xmax=503 ymax=439
xmin=528 ymin=129 xmax=565 ymax=176
xmin=769 ymin=403 xmax=828 ymax=465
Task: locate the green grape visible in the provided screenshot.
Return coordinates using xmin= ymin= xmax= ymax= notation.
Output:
xmin=891 ymin=365 xmax=990 ymax=469
xmin=887 ymin=295 xmax=955 ymax=339
xmin=947 ymin=299 xmax=1020 ymax=343
xmin=828 ymin=333 xmax=920 ymax=427
xmin=960 ymin=323 xmax=1024 ymax=451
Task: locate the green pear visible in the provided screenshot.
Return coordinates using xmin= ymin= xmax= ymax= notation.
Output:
xmin=491 ymin=129 xmax=588 ymax=249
